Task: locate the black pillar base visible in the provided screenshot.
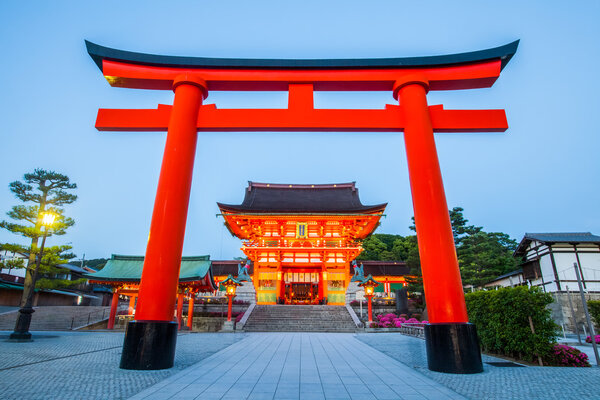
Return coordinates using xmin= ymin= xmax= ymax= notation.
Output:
xmin=425 ymin=323 xmax=483 ymax=374
xmin=119 ymin=321 xmax=177 ymax=370
xmin=9 ymin=307 xmax=35 ymax=341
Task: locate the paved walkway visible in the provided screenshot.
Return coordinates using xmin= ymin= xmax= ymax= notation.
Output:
xmin=1 ymin=330 xmax=599 ymax=399
xmin=131 ymin=333 xmax=464 ymax=400
xmin=0 ymin=331 xmax=241 ymax=400
xmin=358 ymin=333 xmax=600 ymax=400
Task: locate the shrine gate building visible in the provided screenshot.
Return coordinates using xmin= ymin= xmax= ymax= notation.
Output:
xmin=218 ymin=182 xmax=386 ymax=305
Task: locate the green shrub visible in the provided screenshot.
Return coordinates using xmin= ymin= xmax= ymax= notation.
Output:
xmin=587 ymin=300 xmax=600 ymax=329
xmin=465 ymin=286 xmax=558 ymax=363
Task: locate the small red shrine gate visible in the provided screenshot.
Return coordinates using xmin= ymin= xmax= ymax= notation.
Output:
xmin=86 ymin=40 xmax=518 ymax=372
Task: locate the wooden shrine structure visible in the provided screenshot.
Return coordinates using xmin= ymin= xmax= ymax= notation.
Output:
xmin=219 ymin=182 xmax=385 ymax=305
xmin=85 ymin=255 xmax=216 ymax=331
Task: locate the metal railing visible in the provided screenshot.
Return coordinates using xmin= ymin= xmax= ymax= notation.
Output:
xmin=398 ymin=323 xmax=425 ymax=339
xmin=69 ymin=308 xmax=111 ymax=330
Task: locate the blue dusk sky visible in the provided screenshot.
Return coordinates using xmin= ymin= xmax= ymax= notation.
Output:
xmin=0 ymin=1 xmax=598 ymax=260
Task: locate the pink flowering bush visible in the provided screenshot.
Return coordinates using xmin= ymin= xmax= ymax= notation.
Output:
xmin=371 ymin=313 xmax=427 ymax=328
xmin=585 ymin=335 xmax=600 ymax=344
xmin=546 ymin=344 xmax=590 ymax=367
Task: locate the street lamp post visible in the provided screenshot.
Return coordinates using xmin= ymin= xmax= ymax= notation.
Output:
xmin=221 ymin=275 xmax=241 ymax=332
xmin=10 ymin=212 xmax=56 ymax=341
xmin=359 ymin=275 xmax=380 ymax=325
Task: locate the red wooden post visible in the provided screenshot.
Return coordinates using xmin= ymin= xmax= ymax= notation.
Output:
xmin=395 ymin=76 xmax=468 ymax=324
xmin=176 ymin=292 xmax=184 ymax=330
xmin=227 ymin=295 xmax=233 ymax=322
xmin=134 ymin=74 xmax=207 ymax=322
xmin=395 ymin=76 xmax=482 ymax=373
xmin=120 ymin=75 xmax=207 ymax=370
xmin=128 ymin=296 xmax=136 ymax=315
xmin=367 ymin=295 xmax=373 ymax=323
xmin=108 ymin=291 xmax=119 ymax=330
xmin=187 ymin=295 xmax=194 ymax=331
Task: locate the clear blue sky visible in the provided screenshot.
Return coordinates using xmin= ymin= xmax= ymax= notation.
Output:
xmin=1 ymin=1 xmax=599 ymax=260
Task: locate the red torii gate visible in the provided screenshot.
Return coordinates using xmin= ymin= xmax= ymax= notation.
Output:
xmin=86 ymin=40 xmax=518 ymax=372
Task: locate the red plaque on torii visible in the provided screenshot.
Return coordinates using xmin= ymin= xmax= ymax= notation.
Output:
xmin=87 ymin=40 xmax=518 ymax=372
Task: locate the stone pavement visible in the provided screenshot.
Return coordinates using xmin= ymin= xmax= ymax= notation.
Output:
xmin=0 ymin=330 xmax=241 ymax=400
xmin=357 ymin=333 xmax=600 ymax=400
xmin=131 ymin=332 xmax=464 ymax=400
xmin=1 ymin=330 xmax=599 ymax=399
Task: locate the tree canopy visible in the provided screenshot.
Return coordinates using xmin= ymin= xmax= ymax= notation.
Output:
xmin=358 ymin=207 xmax=519 ymax=289
xmin=0 ymin=169 xmax=79 ymax=291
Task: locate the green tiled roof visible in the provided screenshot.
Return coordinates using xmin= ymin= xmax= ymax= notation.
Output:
xmin=84 ymin=254 xmax=211 ymax=283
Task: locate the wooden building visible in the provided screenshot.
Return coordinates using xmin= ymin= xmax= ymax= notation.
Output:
xmin=218 ymin=182 xmax=387 ymax=305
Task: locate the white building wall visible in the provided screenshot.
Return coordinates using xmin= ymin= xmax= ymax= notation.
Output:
xmin=0 ymin=251 xmax=27 ymax=278
xmin=484 ymin=274 xmax=525 ymax=288
xmin=575 ymin=250 xmax=600 ymax=291
xmin=552 ymin=251 xmax=578 ymax=288
xmin=538 ymin=253 xmax=558 ymax=292
xmin=524 ymin=243 xmax=600 ymax=293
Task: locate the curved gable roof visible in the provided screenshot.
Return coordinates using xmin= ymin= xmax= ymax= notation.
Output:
xmin=84 ymin=254 xmax=214 ymax=284
xmin=218 ymin=182 xmax=386 ymax=214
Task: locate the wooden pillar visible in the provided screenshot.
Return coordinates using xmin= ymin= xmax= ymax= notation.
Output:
xmin=276 ymin=269 xmax=283 ymax=303
xmin=227 ymin=295 xmax=233 ymax=321
xmin=187 ymin=295 xmax=194 ymax=331
xmin=321 ymin=267 xmax=328 ymax=303
xmin=108 ymin=290 xmax=119 ymax=330
xmin=395 ymin=76 xmax=468 ymax=324
xmin=128 ymin=295 xmax=136 ymax=315
xmin=176 ymin=292 xmax=184 ymax=330
xmin=134 ymin=75 xmax=207 ymax=322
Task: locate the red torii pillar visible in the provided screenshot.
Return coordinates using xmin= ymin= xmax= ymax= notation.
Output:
xmin=395 ymin=76 xmax=480 ymax=372
xmin=120 ymin=75 xmax=207 ymax=370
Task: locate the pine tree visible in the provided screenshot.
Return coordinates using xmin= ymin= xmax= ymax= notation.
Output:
xmin=0 ymin=169 xmax=77 ymax=338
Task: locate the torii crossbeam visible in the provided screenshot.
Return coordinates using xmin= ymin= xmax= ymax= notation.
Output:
xmin=87 ymin=40 xmax=518 ymax=373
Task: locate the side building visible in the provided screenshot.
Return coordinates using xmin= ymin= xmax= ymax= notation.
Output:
xmin=218 ymin=182 xmax=387 ymax=305
xmin=484 ymin=232 xmax=600 ymax=332
xmin=513 ymin=232 xmax=600 ymax=292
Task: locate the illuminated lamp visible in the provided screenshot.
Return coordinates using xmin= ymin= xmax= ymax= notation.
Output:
xmin=358 ymin=275 xmax=380 ymax=324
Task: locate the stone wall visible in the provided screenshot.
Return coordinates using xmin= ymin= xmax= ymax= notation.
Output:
xmin=548 ymin=291 xmax=600 ymax=333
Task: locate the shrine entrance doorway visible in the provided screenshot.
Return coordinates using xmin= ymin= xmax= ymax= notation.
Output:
xmin=282 ymin=269 xmax=321 ymax=305
xmin=286 ymin=283 xmax=318 ymax=304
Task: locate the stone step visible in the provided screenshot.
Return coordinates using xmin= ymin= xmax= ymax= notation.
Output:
xmin=243 ymin=304 xmax=357 ymax=333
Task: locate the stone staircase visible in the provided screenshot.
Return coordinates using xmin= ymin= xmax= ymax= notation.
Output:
xmin=0 ymin=306 xmax=112 ymax=331
xmin=243 ymin=305 xmax=357 ymax=332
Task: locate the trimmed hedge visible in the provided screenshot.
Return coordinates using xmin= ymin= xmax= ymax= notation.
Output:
xmin=465 ymin=286 xmax=558 ymax=363
xmin=588 ymin=300 xmax=600 ymax=329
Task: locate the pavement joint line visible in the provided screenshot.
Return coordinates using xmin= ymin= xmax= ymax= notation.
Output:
xmin=0 ymin=331 xmax=195 ymax=373
xmin=245 ymin=333 xmax=287 ymax=396
xmin=323 ymin=334 xmax=378 ymax=398
xmin=217 ymin=334 xmax=280 ymax=399
xmin=160 ymin=334 xmax=271 ymax=400
xmin=325 ymin=335 xmax=378 ymax=392
xmin=339 ymin=335 xmax=455 ymax=398
xmin=0 ymin=344 xmax=123 ymax=371
xmin=313 ymin=334 xmax=353 ymax=398
xmin=308 ymin=334 xmax=331 ymax=396
xmin=350 ymin=337 xmax=445 ymax=391
xmin=273 ymin=333 xmax=296 ymax=398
